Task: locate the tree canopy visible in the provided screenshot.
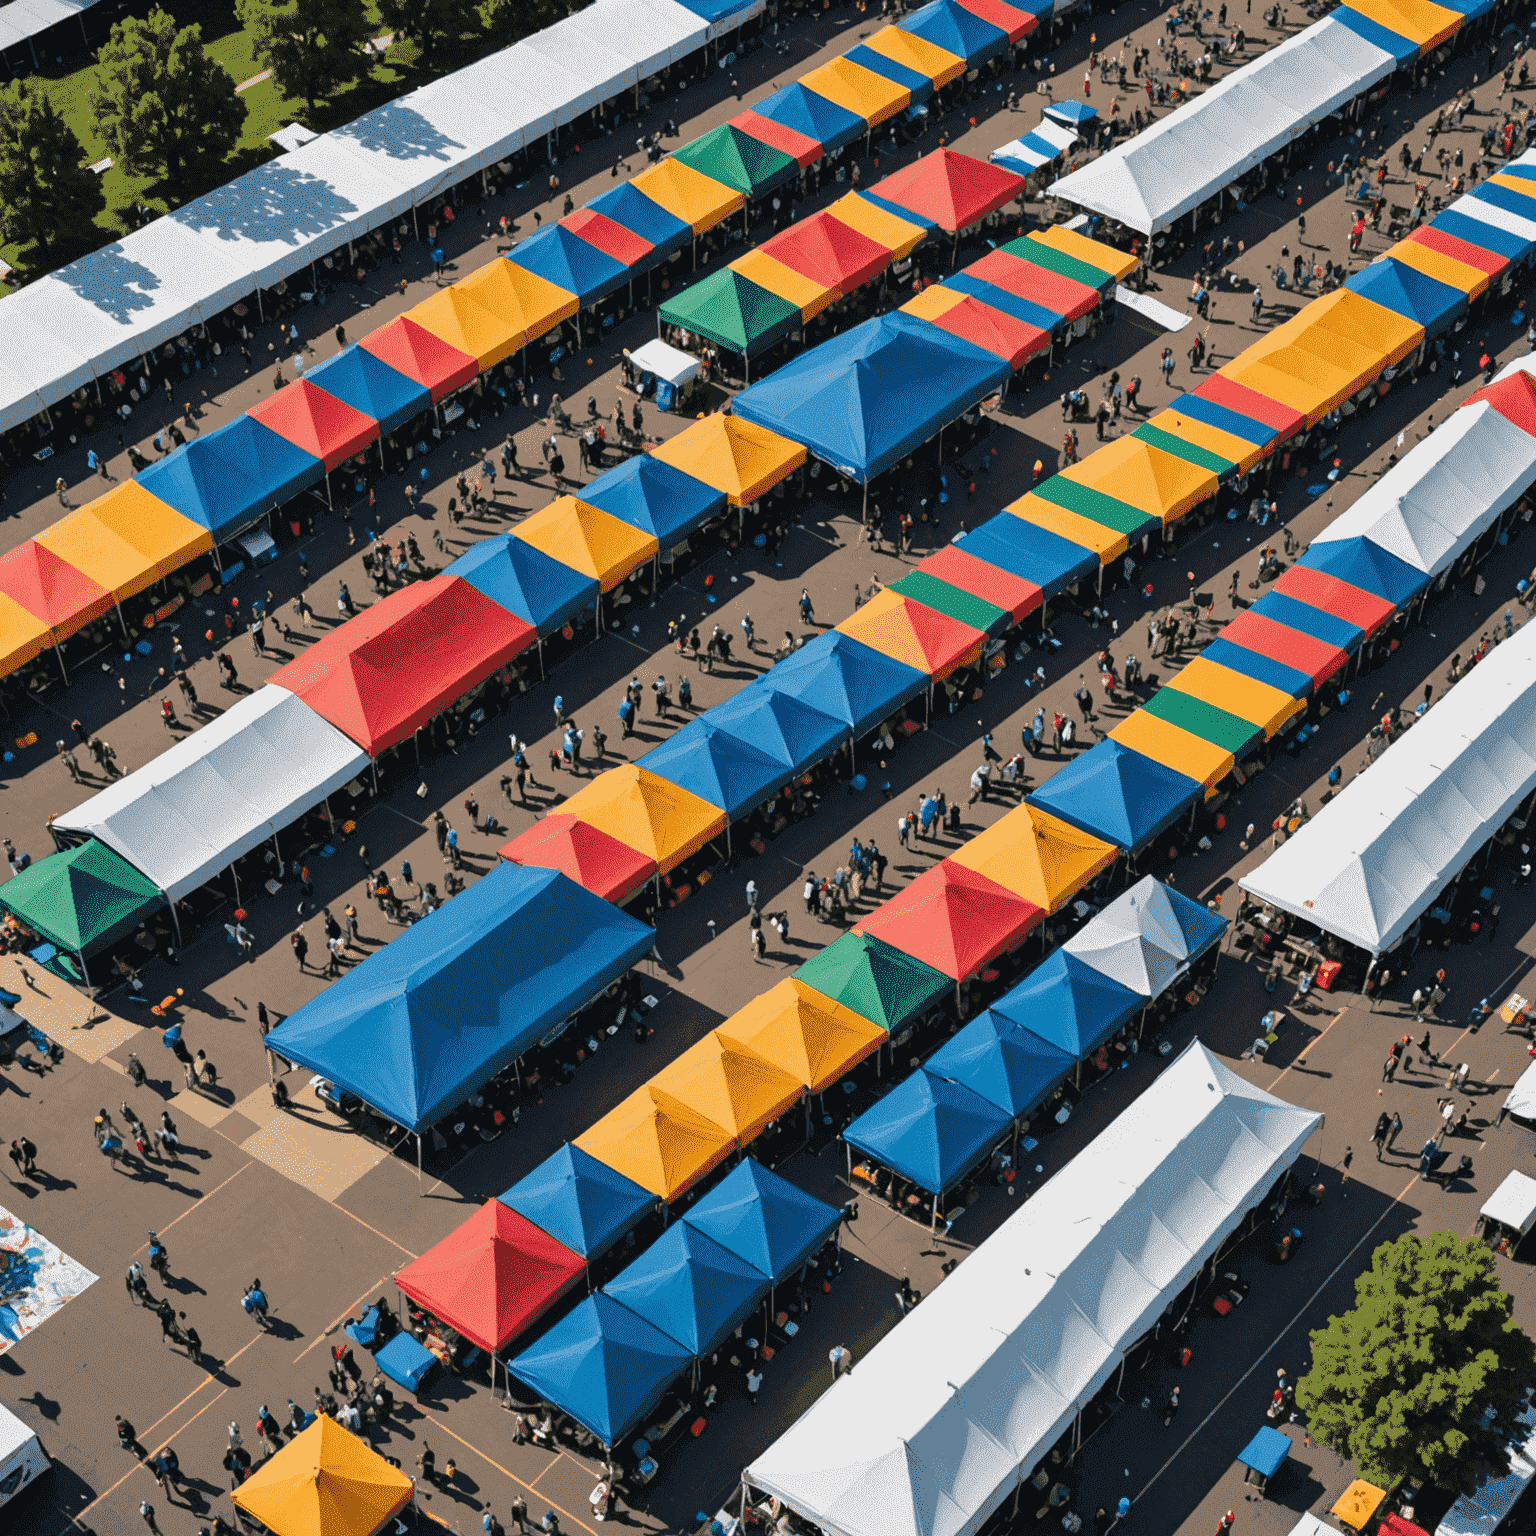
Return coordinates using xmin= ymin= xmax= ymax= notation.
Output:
xmin=235 ymin=0 xmax=373 ymax=113
xmin=1296 ymin=1231 xmax=1536 ymax=1496
xmin=374 ymin=0 xmax=484 ymax=64
xmin=483 ymin=0 xmax=578 ymax=43
xmin=89 ymin=6 xmax=246 ymax=184
xmin=0 ymin=79 xmax=105 ymax=266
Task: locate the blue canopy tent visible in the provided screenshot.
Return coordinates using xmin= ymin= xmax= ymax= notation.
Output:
xmin=1201 ymin=637 xmax=1314 ymax=699
xmin=944 ymin=271 xmax=1067 ymax=333
xmin=845 ymin=1067 xmax=1012 ymax=1200
xmin=1430 ymin=208 xmax=1533 ymax=262
xmin=580 ymin=455 xmax=727 ymax=548
xmin=762 ymin=631 xmax=926 ymax=737
xmin=499 ymin=1144 xmax=655 ymax=1260
xmin=956 ymin=513 xmax=1097 ymax=598
xmin=585 ymin=183 xmax=694 ymax=261
xmin=508 ymin=224 xmax=630 ymax=305
xmin=845 ymin=44 xmax=936 ymax=105
xmin=989 ymin=949 xmax=1143 ymax=1059
xmin=1027 ymin=740 xmax=1202 ymax=853
xmin=265 ymin=863 xmax=654 ymax=1133
xmin=304 ymin=345 xmax=432 ymax=436
xmin=1043 ymin=99 xmax=1098 ymax=128
xmin=603 ymin=1222 xmax=769 ymax=1357
xmin=1237 ymin=1426 xmax=1293 ymax=1495
xmin=1249 ymin=590 xmax=1364 ymax=654
xmin=733 ymin=312 xmax=1009 ymax=482
xmin=682 ymin=1159 xmax=842 ymax=1283
xmin=1168 ymin=392 xmax=1279 ymax=449
xmin=752 ymin=82 xmax=865 ymax=155
xmin=509 ymin=1292 xmax=692 ymax=1449
xmin=925 ymin=1010 xmax=1074 ymax=1119
xmin=704 ymin=684 xmax=848 ymax=777
xmin=1296 ymin=538 xmax=1429 ymax=608
xmin=1344 ymin=257 xmax=1467 ymax=337
xmin=138 ymin=417 xmax=323 ymax=542
xmin=638 ymin=717 xmax=798 ymax=820
xmin=900 ymin=0 xmax=1008 ymax=65
xmin=447 ymin=532 xmax=600 ymax=633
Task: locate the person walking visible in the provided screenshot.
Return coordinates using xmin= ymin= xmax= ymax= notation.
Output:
xmin=746 ymin=1365 xmax=762 ymax=1404
xmin=141 ymin=1501 xmax=162 ymax=1534
xmin=1372 ymin=1111 xmax=1390 ymax=1160
xmin=1386 ymin=1111 xmax=1403 ymax=1153
xmin=510 ymin=1497 xmax=529 ymax=1533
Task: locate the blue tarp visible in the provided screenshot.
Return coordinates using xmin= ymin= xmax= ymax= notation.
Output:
xmin=304 ymin=345 xmax=432 ymax=436
xmin=603 ymin=1222 xmax=768 ymax=1357
xmin=1431 ymin=207 xmax=1533 ymax=261
xmin=704 ymin=684 xmax=848 ymax=775
xmin=581 ymin=455 xmax=727 ymax=547
xmin=733 ymin=312 xmax=1009 ymax=481
xmin=1168 ymin=391 xmax=1279 ymax=448
xmin=586 ymin=183 xmax=694 ymax=260
xmin=509 ymin=1292 xmax=692 ymax=1448
xmin=508 ymin=223 xmax=630 ymax=305
xmin=1201 ymin=636 xmax=1314 ymax=699
xmin=1344 ymin=257 xmax=1467 ymax=335
xmin=845 ymin=44 xmax=934 ymax=104
xmin=845 ymin=1066 xmax=1011 ymax=1197
xmin=925 ymin=1010 xmax=1074 ymax=1119
xmin=138 ymin=416 xmax=323 ymax=542
xmin=1028 ymin=740 xmax=1201 ymax=853
xmin=499 ymin=1144 xmax=655 ymax=1259
xmin=752 ymin=82 xmax=865 ymax=155
xmin=376 ymin=1332 xmax=438 ymax=1392
xmin=762 ymin=631 xmax=926 ymax=737
xmin=900 ymin=0 xmax=1007 ymax=64
xmin=638 ymin=716 xmax=797 ymax=819
xmin=1250 ymin=590 xmax=1363 ymax=654
xmin=682 ymin=1159 xmax=842 ymax=1283
xmin=1331 ymin=7 xmax=1419 ymax=63
xmin=265 ymin=863 xmax=654 ymax=1132
xmin=1297 ymin=537 xmax=1428 ymax=608
xmin=989 ymin=949 xmax=1142 ymax=1058
xmin=956 ymin=513 xmax=1097 ymax=597
xmin=447 ymin=532 xmax=599 ymax=633
xmin=944 ymin=271 xmax=1065 ymax=331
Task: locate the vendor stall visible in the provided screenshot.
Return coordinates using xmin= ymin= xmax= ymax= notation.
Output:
xmin=1477 ymin=1169 xmax=1536 ymax=1251
xmin=627 ymin=338 xmax=704 ymax=412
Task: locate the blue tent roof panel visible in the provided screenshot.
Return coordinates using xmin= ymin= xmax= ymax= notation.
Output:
xmin=304 ymin=345 xmax=432 ymax=436
xmin=1027 ymin=739 xmax=1201 ymax=852
xmin=762 ymin=630 xmax=926 ymax=737
xmin=1200 ymin=636 xmax=1314 ymax=698
xmin=508 ymin=223 xmax=630 ymax=305
xmin=638 ymin=716 xmax=796 ymax=819
xmin=1297 ymin=538 xmax=1428 ymax=608
xmin=1344 ymin=257 xmax=1467 ymax=335
xmin=1167 ymin=392 xmax=1278 ymax=449
xmin=926 ymin=1009 xmax=1073 ymax=1119
xmin=956 ymin=513 xmax=1097 ymax=597
xmin=845 ymin=44 xmax=934 ymax=104
xmin=753 ymin=81 xmax=866 ymax=155
xmin=447 ymin=532 xmax=600 ymax=633
xmin=681 ymin=1159 xmax=842 ymax=1283
xmin=900 ymin=0 xmax=1007 ymax=65
xmin=499 ymin=1144 xmax=656 ymax=1259
xmin=580 ymin=455 xmax=727 ymax=547
xmin=944 ymin=270 xmax=1065 ymax=331
xmin=586 ymin=182 xmax=694 ymax=260
xmin=704 ymin=683 xmax=849 ymax=774
xmin=1430 ymin=207 xmax=1533 ymax=261
xmin=845 ymin=1066 xmax=1012 ymax=1196
xmin=1250 ymin=589 xmax=1364 ymax=654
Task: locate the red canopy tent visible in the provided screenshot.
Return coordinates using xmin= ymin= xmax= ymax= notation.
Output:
xmin=561 ymin=208 xmax=655 ymax=268
xmin=919 ymin=542 xmax=1042 ymax=622
xmin=855 ymin=861 xmax=1042 ymax=980
xmin=1273 ymin=563 xmax=1395 ymax=639
xmin=870 ymin=149 xmax=1025 ymax=233
xmin=923 ymin=293 xmax=1047 ymax=370
xmin=499 ymin=813 xmax=656 ymax=902
xmin=360 ymin=316 xmax=477 ymax=401
xmin=1195 ymin=374 xmax=1307 ymax=443
xmin=1467 ymin=368 xmax=1536 ymax=437
xmin=730 ymin=109 xmax=822 ymax=169
xmin=956 ymin=0 xmax=1038 ymax=42
xmin=395 ymin=1201 xmax=585 ymax=1354
xmin=269 ymin=575 xmax=535 ymax=756
xmin=761 ymin=211 xmax=891 ymax=292
xmin=966 ymin=248 xmax=1099 ymax=322
xmin=0 ymin=539 xmax=114 ymax=641
xmin=248 ymin=380 xmax=379 ymax=472
xmin=1221 ymin=610 xmax=1347 ymax=687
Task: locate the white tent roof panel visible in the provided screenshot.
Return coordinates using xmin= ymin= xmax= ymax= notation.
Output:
xmin=1 ymin=307 xmax=96 ymax=399
xmin=598 ymin=0 xmax=710 ymax=72
xmin=492 ymin=41 xmax=613 ymax=129
xmin=1504 ymin=1060 xmax=1536 ymax=1122
xmin=1480 ymin=1170 xmax=1536 ymax=1235
xmin=1446 ymin=189 xmax=1536 ymax=243
xmin=117 ymin=218 xmax=256 ymax=322
xmin=54 ymin=687 xmax=368 ymax=902
xmin=1062 ymin=875 xmax=1192 ymax=996
xmin=520 ymin=14 xmax=639 ymax=104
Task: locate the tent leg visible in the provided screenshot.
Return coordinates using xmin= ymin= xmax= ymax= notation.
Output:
xmin=537 ymin=636 xmax=546 ymax=681
xmin=1363 ymin=955 xmax=1378 ymax=1012
xmin=845 ymin=1141 xmax=852 ymax=1181
xmin=78 ymin=950 xmax=90 ymax=989
xmin=115 ymin=600 xmax=130 ymax=643
xmin=54 ymin=644 xmax=69 ymax=686
xmin=257 ymin=289 xmax=265 ymax=323
xmin=726 ymin=823 xmax=733 ymax=858
xmin=416 ymin=1134 xmax=423 ymax=1188
xmin=231 ymin=866 xmax=242 ymax=907
xmin=378 ymin=438 xmax=386 ymax=473
xmin=931 ymin=1193 xmax=939 ymax=1232
xmin=170 ymin=903 xmax=183 ymax=948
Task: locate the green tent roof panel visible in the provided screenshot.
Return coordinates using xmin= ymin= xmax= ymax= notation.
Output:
xmin=1033 ymin=475 xmax=1161 ymax=537
xmin=890 ymin=569 xmax=1008 ymax=636
xmin=796 ymin=931 xmax=951 ymax=1032
xmin=1132 ymin=422 xmax=1236 ymax=476
xmin=1141 ymin=686 xmax=1260 ymax=758
xmin=659 ymin=269 xmax=802 ymax=357
xmin=0 ymin=840 xmax=164 ymax=956
xmin=672 ymin=124 xmax=799 ymax=198
xmin=1000 ymin=236 xmax=1110 ymax=294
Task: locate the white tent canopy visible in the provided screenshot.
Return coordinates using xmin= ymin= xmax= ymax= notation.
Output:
xmin=1480 ymin=1170 xmax=1536 ymax=1236
xmin=1503 ymin=1061 xmax=1536 ymax=1123
xmin=1062 ymin=875 xmax=1194 ymax=996
xmin=1434 ymin=1404 xmax=1536 ymax=1536
xmin=53 ymin=688 xmax=368 ymax=903
xmin=0 ymin=0 xmax=93 ymax=57
xmin=630 ymin=338 xmax=702 ymax=386
xmin=1240 ymin=620 xmax=1536 ymax=955
xmin=1050 ymin=17 xmax=1395 ymax=235
xmin=745 ymin=1043 xmax=1321 ymax=1536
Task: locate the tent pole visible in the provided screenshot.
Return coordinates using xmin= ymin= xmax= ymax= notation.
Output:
xmin=114 ymin=599 xmax=130 ymax=643
xmin=931 ymin=1192 xmax=939 ymax=1232
xmin=54 ymin=643 xmax=69 ymax=686
xmin=78 ymin=950 xmax=90 ymax=990
xmin=170 ymin=903 xmax=183 ymax=948
xmin=371 ymin=761 xmax=379 ymax=797
xmin=537 ymin=635 xmax=546 ymax=681
xmin=416 ymin=1133 xmax=423 ymax=1187
xmin=378 ymin=438 xmax=386 ymax=472
xmin=845 ymin=1140 xmax=852 ymax=1181
xmin=231 ymin=865 xmax=242 ymax=907
xmin=726 ymin=823 xmax=733 ymax=858
xmin=257 ymin=289 xmax=265 ymax=323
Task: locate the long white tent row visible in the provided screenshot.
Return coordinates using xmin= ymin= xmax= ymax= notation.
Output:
xmin=52 ymin=688 xmax=368 ymax=903
xmin=1240 ymin=617 xmax=1536 ymax=956
xmin=744 ymin=1043 xmax=1322 ymax=1536
xmin=1050 ymin=16 xmax=1399 ymax=236
xmin=0 ymin=0 xmax=732 ymax=433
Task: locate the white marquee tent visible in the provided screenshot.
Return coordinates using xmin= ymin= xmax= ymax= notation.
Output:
xmin=54 ymin=687 xmax=368 ymax=903
xmin=1050 ymin=17 xmax=1396 ymax=235
xmin=744 ymin=1043 xmax=1321 ymax=1536
xmin=0 ymin=0 xmax=95 ymax=61
xmin=1239 ymin=619 xmax=1536 ymax=955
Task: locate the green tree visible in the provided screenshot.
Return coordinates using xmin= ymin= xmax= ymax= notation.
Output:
xmin=482 ymin=0 xmax=577 ymax=43
xmin=88 ymin=6 xmax=246 ymax=184
xmin=235 ymin=0 xmax=373 ymax=114
xmin=375 ymin=0 xmax=482 ymax=64
xmin=0 ymin=79 xmax=105 ymax=264
xmin=1297 ymin=1231 xmax=1536 ymax=1496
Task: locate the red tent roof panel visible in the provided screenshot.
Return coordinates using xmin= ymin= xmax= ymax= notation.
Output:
xmin=270 ymin=575 xmax=535 ymax=755
xmin=499 ymin=813 xmax=656 ymax=902
xmin=360 ymin=316 xmax=477 ymax=401
xmin=918 ymin=542 xmax=1042 ymax=622
xmin=1404 ymin=224 xmax=1507 ymax=276
xmin=872 ymin=148 xmax=1025 ymax=233
xmin=1272 ymin=562 xmax=1395 ymax=638
xmin=396 ymin=1201 xmax=584 ymax=1353
xmin=248 ymin=379 xmax=379 ymax=471
xmin=1221 ymin=610 xmax=1347 ymax=687
xmin=1466 ymin=369 xmax=1536 ymax=438
xmin=926 ymin=294 xmax=1048 ymax=371
xmin=967 ymin=247 xmax=1098 ymax=321
xmin=955 ymin=0 xmax=1038 ymax=42
xmin=763 ymin=210 xmax=891 ymax=291
xmin=1196 ymin=373 xmax=1307 ymax=442
xmin=562 ymin=208 xmax=655 ymax=268
xmin=0 ymin=539 xmax=114 ymax=635
xmin=730 ymin=109 xmax=823 ymax=169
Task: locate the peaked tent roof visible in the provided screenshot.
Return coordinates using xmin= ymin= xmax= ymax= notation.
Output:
xmin=0 ymin=839 xmax=164 ymax=956
xmin=499 ymin=1144 xmax=656 ymax=1260
xmin=632 ymin=157 xmax=745 ymax=233
xmin=958 ymin=511 xmax=1099 ymax=597
xmin=230 ymin=1418 xmax=413 ymax=1536
xmin=266 ymin=863 xmax=655 ymax=1133
xmin=988 ymin=948 xmax=1142 ymax=1059
xmin=730 ymin=247 xmax=842 ymax=321
xmin=869 ymin=148 xmax=1026 ymax=232
xmin=730 ymin=108 xmax=825 ymax=170
xmin=761 ymin=210 xmax=892 ymax=292
xmin=672 ymin=122 xmax=799 ymax=197
xmin=304 ymin=344 xmax=431 ymax=437
xmin=949 ymin=804 xmax=1118 ymax=911
xmin=576 ymin=1083 xmax=737 ymax=1200
xmin=860 ymin=25 xmax=966 ymax=89
xmin=902 ymin=286 xmax=1049 ymax=371
xmin=447 ymin=530 xmax=600 ymax=632
xmin=796 ymin=931 xmax=952 ymax=1032
xmin=650 ymin=1032 xmax=806 ymax=1142
xmin=583 ymin=182 xmax=694 ymax=259
xmin=659 ymin=267 xmax=803 ymax=357
xmin=837 ymin=586 xmax=985 ymax=680
xmin=888 ymin=568 xmax=1008 ymax=637
xmin=762 ymin=630 xmax=926 ymax=736
xmin=558 ymin=764 xmax=727 ymax=874
xmin=269 ymin=575 xmax=535 ymax=756
xmin=926 ymin=1010 xmax=1074 ymax=1119
xmin=1027 ymin=739 xmax=1201 ymax=853
xmin=751 ymin=81 xmax=867 ymax=155
xmin=1293 ymin=536 xmax=1429 ymax=608
xmin=1063 ymin=875 xmax=1226 ymax=998
xmin=514 ymin=496 xmax=659 ymax=594
xmin=639 ymin=716 xmax=799 ymax=820
xmin=562 ymin=213 xmax=655 ymax=273
xmin=581 ymin=453 xmax=728 ymax=547
xmin=650 ymin=412 xmax=807 ymax=504
xmin=507 ymin=224 xmax=630 ymax=306
xmin=800 ymin=55 xmax=912 ymax=128
xmin=0 ymin=539 xmax=113 ymax=642
xmin=900 ymin=0 xmax=1009 ymax=64
xmin=395 ymin=1200 xmax=585 ymax=1353
xmin=248 ymin=378 xmax=378 ymax=472
xmin=704 ymin=682 xmax=849 ymax=775
xmin=916 ymin=541 xmax=1043 ymax=623
xmin=498 ymin=813 xmax=656 ymax=903
xmin=683 ymin=1157 xmax=843 ymax=1282
xmin=36 ymin=483 xmax=212 ymax=603
xmin=717 ymin=977 xmax=886 ymax=1095
xmin=406 ymin=282 xmax=529 ymax=372
xmin=455 ymin=253 xmax=581 ymax=344
xmin=359 ymin=315 xmax=477 ymax=401
xmin=0 ymin=595 xmax=49 ymax=675
xmin=824 ymin=191 xmax=928 ymax=259
xmin=955 ymin=0 xmax=1037 ymax=41
xmin=846 ymin=1066 xmax=1012 ymax=1194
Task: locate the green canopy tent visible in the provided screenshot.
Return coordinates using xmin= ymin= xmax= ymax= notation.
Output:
xmin=795 ymin=932 xmax=950 ymax=1033
xmin=0 ymin=840 xmax=165 ymax=986
xmin=672 ymin=124 xmax=799 ymax=202
xmin=659 ymin=270 xmax=801 ymax=376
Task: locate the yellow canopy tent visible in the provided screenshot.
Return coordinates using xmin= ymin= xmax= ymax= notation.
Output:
xmin=716 ymin=977 xmax=886 ymax=1094
xmin=0 ymin=591 xmax=51 ymax=676
xmin=800 ymin=56 xmax=911 ymax=127
xmin=1061 ymin=436 xmax=1216 ymax=522
xmin=1110 ymin=709 xmax=1234 ymax=789
xmin=406 ymin=284 xmax=525 ymax=370
xmin=1390 ymin=237 xmax=1491 ymax=298
xmin=950 ymin=803 xmax=1117 ymax=910
xmin=456 ymin=257 xmax=577 ymax=346
xmin=652 ymin=413 xmax=806 ymax=504
xmin=231 ymin=1418 xmax=413 ymax=1536
xmin=37 ymin=482 xmax=213 ymax=601
xmin=1165 ymin=655 xmax=1305 ymax=738
xmin=1143 ymin=408 xmax=1265 ymax=474
xmin=632 ymin=159 xmax=744 ymax=233
xmin=862 ymin=25 xmax=965 ymax=88
xmin=730 ymin=248 xmax=841 ymax=321
xmin=1346 ymin=0 xmax=1460 ymax=49
xmin=558 ymin=764 xmax=726 ymax=873
xmin=513 ymin=497 xmax=659 ymax=592
xmin=576 ymin=1084 xmax=735 ymax=1200
xmin=1330 ymin=1481 xmax=1388 ymax=1531
xmin=650 ymin=1033 xmax=805 ymax=1143
xmin=1028 ymin=226 xmax=1139 ymax=282
xmin=824 ymin=192 xmax=927 ymax=259
xmin=1006 ymin=491 xmax=1128 ymax=564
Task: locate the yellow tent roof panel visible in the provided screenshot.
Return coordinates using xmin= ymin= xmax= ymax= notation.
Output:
xmin=1390 ymin=238 xmax=1489 ymax=298
xmin=458 ymin=257 xmax=577 ymax=344
xmin=1347 ymin=0 xmax=1460 ymax=49
xmin=558 ymin=764 xmax=726 ymax=873
xmin=731 ymin=248 xmax=840 ymax=321
xmin=37 ymin=482 xmax=213 ymax=600
xmin=513 ymin=496 xmax=658 ymax=592
xmin=825 ymin=192 xmax=927 ymax=259
xmin=650 ymin=1033 xmax=805 ymax=1143
xmin=1063 ymin=435 xmax=1217 ymax=521
xmin=1144 ymin=409 xmax=1264 ymax=474
xmin=406 ymin=284 xmax=524 ymax=370
xmin=716 ymin=977 xmax=886 ymax=1094
xmin=862 ymin=25 xmax=965 ymax=88
xmin=1166 ymin=655 xmax=1305 ymax=738
xmin=1110 ymin=709 xmax=1234 ymax=789
xmin=801 ymin=56 xmax=911 ymax=127
xmin=0 ymin=591 xmax=51 ymax=675
xmin=575 ymin=1084 xmax=736 ymax=1200
xmin=1029 ymin=226 xmax=1138 ymax=281
xmin=950 ymin=803 xmax=1117 ymax=911
xmin=231 ymin=1418 xmax=413 ymax=1536
xmin=1006 ymin=491 xmax=1127 ymax=564
xmin=632 ymin=158 xmax=744 ymax=233
xmin=900 ymin=285 xmax=969 ymax=323
xmin=652 ymin=413 xmax=806 ymax=505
